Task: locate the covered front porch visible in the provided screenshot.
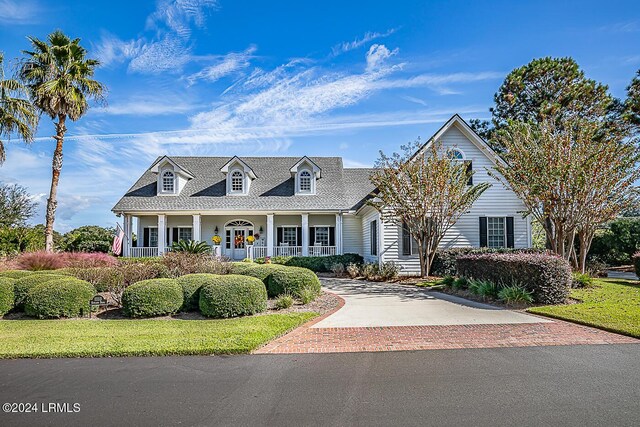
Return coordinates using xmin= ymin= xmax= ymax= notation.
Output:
xmin=121 ymin=212 xmax=344 ymax=260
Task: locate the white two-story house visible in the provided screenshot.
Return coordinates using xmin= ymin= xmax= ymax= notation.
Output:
xmin=112 ymin=114 xmax=532 ymax=275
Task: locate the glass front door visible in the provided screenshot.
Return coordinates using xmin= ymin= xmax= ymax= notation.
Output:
xmin=233 ymin=229 xmax=246 ymax=260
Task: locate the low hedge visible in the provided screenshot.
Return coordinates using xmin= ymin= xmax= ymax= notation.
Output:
xmin=122 ymin=279 xmax=183 ymax=318
xmin=24 ymin=278 xmax=95 ymax=319
xmin=199 ymin=275 xmax=267 ymax=318
xmin=176 ymin=273 xmax=220 ymax=311
xmin=228 ymin=262 xmax=256 ymax=275
xmin=0 ymin=277 xmax=15 ymax=316
xmin=255 ymin=254 xmax=364 ymax=272
xmin=633 ymin=252 xmax=640 ymax=278
xmin=456 ymin=252 xmax=571 ymax=304
xmin=13 ymin=273 xmax=69 ymax=309
xmin=240 ymin=264 xmax=286 ymax=284
xmin=0 ymin=270 xmax=34 ymax=279
xmin=267 ymin=266 xmax=321 ymax=298
xmin=432 ymin=247 xmax=547 ymax=277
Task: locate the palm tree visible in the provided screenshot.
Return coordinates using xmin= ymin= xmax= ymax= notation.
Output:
xmin=0 ymin=52 xmax=38 ymax=163
xmin=20 ymin=30 xmax=105 ymax=252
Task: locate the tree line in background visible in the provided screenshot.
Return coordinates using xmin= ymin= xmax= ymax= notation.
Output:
xmin=374 ymin=57 xmax=639 ymax=276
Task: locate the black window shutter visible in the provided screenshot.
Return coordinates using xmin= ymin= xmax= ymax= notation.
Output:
xmin=479 ymin=217 xmax=488 ymax=247
xmin=310 ymin=227 xmax=316 ymax=245
xmin=466 ymin=161 xmax=473 ymax=185
xmin=296 ymin=227 xmax=302 ymax=246
xmin=329 ymin=227 xmax=335 ymax=246
xmin=172 ymin=228 xmax=179 ymax=243
xmin=371 ymin=221 xmax=378 ymax=255
xmin=143 ymin=228 xmax=150 ymax=247
xmin=402 ymin=222 xmax=411 ymax=256
xmin=506 ymin=217 xmax=515 ymax=248
xmin=276 ymin=227 xmax=283 ymax=245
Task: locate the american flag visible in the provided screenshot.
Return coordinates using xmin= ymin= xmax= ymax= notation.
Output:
xmin=112 ymin=223 xmax=125 ymax=256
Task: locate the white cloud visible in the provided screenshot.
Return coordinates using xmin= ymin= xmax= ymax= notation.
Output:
xmin=332 ymin=28 xmax=397 ymax=55
xmin=187 ymin=45 xmax=256 ymax=85
xmin=366 ymin=44 xmax=399 ymax=72
xmin=95 ymin=95 xmax=201 ymax=116
xmin=374 ymin=71 xmax=503 ymax=94
xmin=0 ymin=0 xmax=39 ymax=24
xmin=401 ymin=95 xmax=429 ymax=107
xmin=128 ymin=34 xmax=192 ymax=74
xmin=94 ymin=33 xmax=143 ymax=67
xmin=147 ymin=0 xmax=219 ymax=39
xmin=343 ymin=158 xmax=372 ymax=168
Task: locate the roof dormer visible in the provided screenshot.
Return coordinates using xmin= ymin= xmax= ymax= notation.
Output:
xmin=221 ymin=156 xmax=256 ymax=196
xmin=290 ymin=156 xmax=321 ymax=195
xmin=151 ymin=156 xmax=193 ymax=196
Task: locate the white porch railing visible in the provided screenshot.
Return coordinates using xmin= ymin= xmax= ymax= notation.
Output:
xmin=274 ymin=246 xmax=303 ymax=257
xmin=253 ymin=246 xmax=268 ymax=258
xmin=129 ymin=247 xmax=159 ymax=257
xmin=309 ymin=246 xmax=336 ymax=257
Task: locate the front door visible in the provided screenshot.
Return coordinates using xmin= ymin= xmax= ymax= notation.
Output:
xmin=232 ymin=228 xmax=246 ymax=260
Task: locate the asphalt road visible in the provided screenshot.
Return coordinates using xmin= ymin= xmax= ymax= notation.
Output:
xmin=1 ymin=344 xmax=639 ymax=427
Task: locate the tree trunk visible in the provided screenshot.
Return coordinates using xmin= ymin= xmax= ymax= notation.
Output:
xmin=44 ymin=115 xmax=66 ymax=252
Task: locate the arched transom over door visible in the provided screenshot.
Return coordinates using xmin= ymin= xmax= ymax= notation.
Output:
xmin=224 ymin=220 xmax=254 ymax=260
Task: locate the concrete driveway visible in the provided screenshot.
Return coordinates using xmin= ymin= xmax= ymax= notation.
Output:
xmin=314 ymin=278 xmax=549 ymax=328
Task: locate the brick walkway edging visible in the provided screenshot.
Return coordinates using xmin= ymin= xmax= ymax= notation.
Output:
xmin=255 ymin=293 xmax=638 ymax=354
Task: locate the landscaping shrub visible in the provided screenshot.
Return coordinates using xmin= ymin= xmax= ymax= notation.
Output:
xmin=0 ymin=277 xmax=15 ymax=315
xmin=122 ymin=279 xmax=183 ymax=318
xmin=63 ymin=267 xmax=123 ymax=292
xmin=378 ymin=261 xmax=401 ymax=281
xmin=17 ymin=251 xmax=66 ymax=270
xmin=0 ymin=270 xmax=33 ymax=279
xmin=572 ymin=273 xmax=594 ymax=288
xmin=331 ymin=263 xmax=345 ymax=276
xmin=298 ymin=287 xmax=318 ymax=304
xmin=24 ymin=278 xmax=95 ymax=319
xmin=199 ymin=275 xmax=267 ymax=318
xmin=254 ymin=256 xmax=292 ymax=265
xmin=346 ymin=263 xmax=360 ymax=278
xmin=63 ymin=252 xmax=118 ymax=268
xmin=107 ymin=262 xmax=171 ymax=307
xmin=441 ymin=275 xmax=455 ymax=287
xmin=274 ymin=293 xmax=294 ymax=310
xmin=228 ymin=262 xmax=256 ymax=274
xmin=176 ymin=273 xmax=220 ymax=311
xmin=171 ymin=240 xmax=211 ymax=254
xmin=468 ymin=279 xmax=500 ymax=299
xmin=456 ymin=252 xmax=571 ymax=304
xmin=240 ymin=264 xmax=286 ymax=284
xmin=267 ymin=266 xmax=321 ymax=299
xmin=633 ymin=252 xmax=640 ymax=278
xmin=589 ymin=218 xmax=640 ymax=266
xmin=497 ymin=285 xmax=533 ymax=304
xmin=161 ymin=252 xmax=231 ymax=277
xmin=361 ymin=263 xmax=379 ymax=281
xmin=13 ymin=273 xmax=69 ymax=309
xmin=432 ymin=247 xmax=547 ymax=277
xmin=452 ymin=277 xmax=468 ymax=290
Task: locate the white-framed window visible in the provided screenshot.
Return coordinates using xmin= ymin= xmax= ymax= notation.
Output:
xmin=314 ymin=226 xmax=329 ymax=246
xmin=178 ymin=227 xmax=192 ymax=242
xmin=282 ymin=227 xmax=298 ymax=246
xmin=162 ymin=170 xmax=175 ymax=192
xmin=370 ymin=220 xmax=378 ymax=256
xmin=149 ymin=227 xmax=158 ymax=247
xmin=230 ymin=170 xmax=244 ymax=193
xmin=299 ymin=170 xmax=312 ymax=192
xmin=487 ymin=217 xmax=506 ymax=248
xmin=447 ymin=148 xmax=465 ymax=160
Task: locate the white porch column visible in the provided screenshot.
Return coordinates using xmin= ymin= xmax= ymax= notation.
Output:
xmin=192 ymin=214 xmax=201 ymax=242
xmin=123 ymin=214 xmax=132 ymax=257
xmin=158 ymin=214 xmax=166 ymax=255
xmin=301 ymin=213 xmax=309 ymax=256
xmin=335 ymin=212 xmax=343 ymax=255
xmin=136 ymin=216 xmax=142 ymax=247
xmin=266 ymin=214 xmax=274 ymax=257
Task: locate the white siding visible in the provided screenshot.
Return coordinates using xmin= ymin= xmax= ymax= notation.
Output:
xmin=361 ymin=206 xmax=380 ymax=263
xmin=343 ymin=214 xmax=362 ymax=255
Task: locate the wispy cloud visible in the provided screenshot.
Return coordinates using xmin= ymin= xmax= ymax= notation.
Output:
xmin=401 ymin=95 xmax=429 ymax=107
xmin=0 ymin=0 xmax=40 ymax=25
xmin=374 ymin=71 xmax=503 ymax=94
xmin=366 ymin=44 xmax=399 ymax=72
xmin=600 ymin=20 xmax=640 ymax=33
xmin=95 ymin=96 xmax=202 ymax=116
xmin=332 ymin=28 xmax=397 ymax=55
xmin=146 ymin=0 xmax=218 ymax=39
xmin=186 ymin=45 xmax=257 ymax=85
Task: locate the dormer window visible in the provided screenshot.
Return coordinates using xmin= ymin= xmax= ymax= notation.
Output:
xmin=299 ymin=170 xmax=312 ymax=192
xmin=161 ymin=170 xmax=175 ymax=193
xmin=230 ymin=170 xmax=244 ymax=193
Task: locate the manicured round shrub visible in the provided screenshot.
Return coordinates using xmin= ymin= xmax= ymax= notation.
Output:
xmin=239 ymin=264 xmax=286 ymax=284
xmin=0 ymin=277 xmax=15 ymax=316
xmin=24 ymin=278 xmax=95 ymax=319
xmin=199 ymin=275 xmax=267 ymax=318
xmin=13 ymin=273 xmax=69 ymax=309
xmin=176 ymin=273 xmax=220 ymax=311
xmin=228 ymin=262 xmax=255 ymax=275
xmin=122 ymin=279 xmax=183 ymax=318
xmin=267 ymin=266 xmax=321 ymax=299
xmin=0 ymin=270 xmax=33 ymax=279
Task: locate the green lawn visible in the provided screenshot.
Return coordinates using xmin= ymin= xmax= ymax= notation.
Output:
xmin=528 ymin=278 xmax=640 ymax=338
xmin=0 ymin=312 xmax=317 ymax=358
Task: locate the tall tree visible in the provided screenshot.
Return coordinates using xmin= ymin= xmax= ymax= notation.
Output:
xmin=492 ymin=117 xmax=640 ymax=273
xmin=0 ymin=52 xmax=38 ymax=163
xmin=625 ymin=70 xmax=640 ymax=127
xmin=369 ymin=140 xmax=490 ymax=277
xmin=0 ymin=182 xmax=37 ymax=228
xmin=19 ymin=30 xmax=105 ymax=252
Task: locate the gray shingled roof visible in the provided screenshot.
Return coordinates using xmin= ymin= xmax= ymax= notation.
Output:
xmin=112 ymin=156 xmax=376 ymax=212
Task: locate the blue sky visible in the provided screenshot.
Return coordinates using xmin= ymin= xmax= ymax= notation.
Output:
xmin=1 ymin=0 xmax=639 ymax=231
